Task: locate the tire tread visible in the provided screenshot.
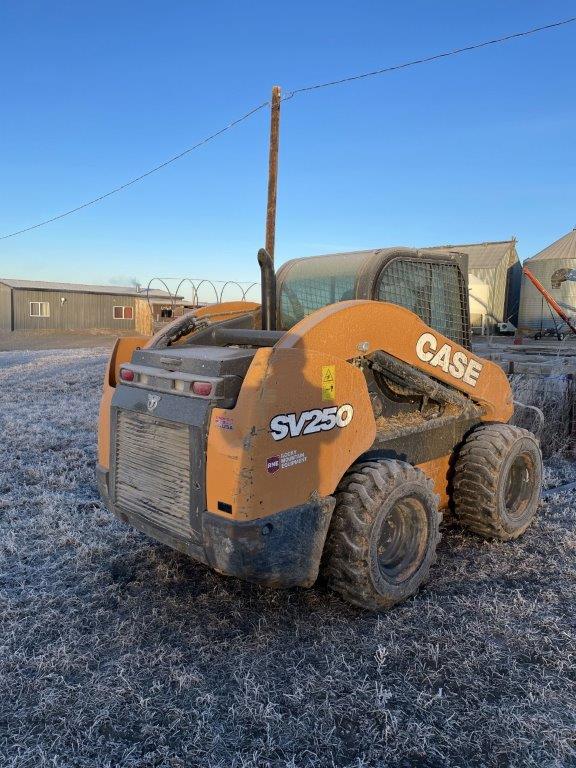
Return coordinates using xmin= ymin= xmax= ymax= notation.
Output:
xmin=323 ymin=460 xmax=440 ymax=610
xmin=453 ymin=423 xmax=542 ymax=540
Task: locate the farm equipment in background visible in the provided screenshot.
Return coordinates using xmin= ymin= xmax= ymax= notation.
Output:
xmin=496 ymin=321 xmax=517 ymax=336
xmin=551 ymin=267 xmax=576 ymax=289
xmin=97 ymin=246 xmax=543 ymax=611
xmin=523 ymin=265 xmax=576 ymax=341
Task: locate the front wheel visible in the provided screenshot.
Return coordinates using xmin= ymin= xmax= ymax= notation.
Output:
xmin=322 ymin=460 xmax=441 ymax=611
xmin=453 ymin=423 xmax=542 ymax=540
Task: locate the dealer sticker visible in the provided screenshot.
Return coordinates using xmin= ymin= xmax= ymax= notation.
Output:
xmin=215 ymin=415 xmax=234 ymax=430
xmin=266 ymin=456 xmax=281 ymax=474
xmin=266 ymin=450 xmax=307 ymax=473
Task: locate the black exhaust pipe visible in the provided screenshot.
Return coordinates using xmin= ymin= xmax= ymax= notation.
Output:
xmin=258 ymin=248 xmax=277 ymax=331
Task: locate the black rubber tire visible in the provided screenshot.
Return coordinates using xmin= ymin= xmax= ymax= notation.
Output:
xmin=453 ymin=423 xmax=542 ymax=541
xmin=322 ymin=460 xmax=441 ymax=611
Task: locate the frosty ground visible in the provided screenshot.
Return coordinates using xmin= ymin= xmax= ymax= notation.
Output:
xmin=0 ymin=349 xmax=575 ymax=768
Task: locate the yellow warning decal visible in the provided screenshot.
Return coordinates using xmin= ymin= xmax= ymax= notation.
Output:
xmin=322 ymin=365 xmax=336 ymax=401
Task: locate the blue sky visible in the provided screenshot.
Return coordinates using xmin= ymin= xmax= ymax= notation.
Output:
xmin=1 ymin=1 xmax=575 ymax=290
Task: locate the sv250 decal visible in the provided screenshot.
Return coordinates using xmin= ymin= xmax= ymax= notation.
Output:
xmin=269 ymin=404 xmax=354 ymax=441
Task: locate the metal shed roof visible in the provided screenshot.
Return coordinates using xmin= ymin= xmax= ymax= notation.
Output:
xmin=528 ymin=229 xmax=576 ymax=262
xmin=422 ymin=240 xmax=517 ymax=269
xmin=0 ymin=278 xmax=181 ymax=299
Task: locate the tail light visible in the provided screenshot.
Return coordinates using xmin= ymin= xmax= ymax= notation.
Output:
xmin=192 ymin=381 xmax=213 ymax=396
xmin=117 ymin=364 xmax=221 ymax=400
xmin=120 ymin=368 xmax=135 ymax=382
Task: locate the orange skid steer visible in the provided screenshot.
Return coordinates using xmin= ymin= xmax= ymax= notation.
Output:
xmin=97 ymin=247 xmax=542 ymax=610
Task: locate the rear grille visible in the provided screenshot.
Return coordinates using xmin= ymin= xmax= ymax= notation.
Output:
xmin=114 ymin=410 xmax=195 ymax=540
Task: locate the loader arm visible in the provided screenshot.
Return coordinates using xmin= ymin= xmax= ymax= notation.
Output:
xmin=276 ymin=300 xmax=513 ymax=421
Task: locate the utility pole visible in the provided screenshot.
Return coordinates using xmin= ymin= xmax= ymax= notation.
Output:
xmin=265 ymin=85 xmax=281 ymax=263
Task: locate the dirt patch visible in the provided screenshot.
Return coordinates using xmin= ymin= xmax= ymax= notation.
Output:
xmin=1 ymin=349 xmax=575 ymax=767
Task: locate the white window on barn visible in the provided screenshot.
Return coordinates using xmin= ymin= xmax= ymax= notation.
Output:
xmin=113 ymin=305 xmax=134 ymax=320
xmin=30 ymin=301 xmax=50 ymax=318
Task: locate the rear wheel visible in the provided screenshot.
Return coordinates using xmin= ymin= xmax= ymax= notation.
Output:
xmin=322 ymin=460 xmax=441 ymax=611
xmin=453 ymin=423 xmax=542 ymax=540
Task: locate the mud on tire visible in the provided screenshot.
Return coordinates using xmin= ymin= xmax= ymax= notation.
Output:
xmin=322 ymin=460 xmax=441 ymax=611
xmin=453 ymin=423 xmax=542 ymax=541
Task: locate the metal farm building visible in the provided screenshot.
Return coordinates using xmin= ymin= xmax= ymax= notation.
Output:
xmin=423 ymin=240 xmax=521 ymax=332
xmin=518 ymin=228 xmax=576 ymax=332
xmin=0 ymin=279 xmax=183 ymax=334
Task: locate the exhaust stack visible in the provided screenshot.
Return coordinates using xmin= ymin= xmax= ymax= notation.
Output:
xmin=258 ymin=248 xmax=277 ymax=331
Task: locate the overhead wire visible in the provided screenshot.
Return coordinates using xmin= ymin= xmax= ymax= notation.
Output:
xmin=0 ymin=101 xmax=269 ymax=240
xmin=283 ymin=16 xmax=576 ymax=97
xmin=1 ymin=15 xmax=575 ymax=240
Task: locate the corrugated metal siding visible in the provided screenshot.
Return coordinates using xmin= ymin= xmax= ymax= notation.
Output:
xmin=0 ymin=278 xmax=176 ymax=298
xmin=470 ymin=259 xmax=513 ymax=325
xmin=423 ymin=242 xmax=514 ymax=269
xmin=12 ymin=289 xmax=138 ymax=331
xmin=518 ymin=259 xmax=576 ymax=331
xmin=0 ymin=283 xmax=12 ymax=331
xmin=423 ymin=242 xmax=519 ymax=327
xmin=530 ymin=230 xmax=576 ymax=262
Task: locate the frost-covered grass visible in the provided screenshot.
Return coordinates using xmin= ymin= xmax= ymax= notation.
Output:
xmin=1 ymin=349 xmax=575 ymax=768
xmin=511 ymin=373 xmax=576 ymax=458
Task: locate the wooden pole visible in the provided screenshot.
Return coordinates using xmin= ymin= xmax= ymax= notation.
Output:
xmin=265 ymin=85 xmax=281 ymax=262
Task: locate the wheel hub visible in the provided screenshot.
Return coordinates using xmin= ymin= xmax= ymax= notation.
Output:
xmin=505 ymin=452 xmax=536 ymax=520
xmin=376 ymin=497 xmax=429 ymax=584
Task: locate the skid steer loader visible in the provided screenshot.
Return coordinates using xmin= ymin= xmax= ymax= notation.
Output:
xmin=97 ymin=247 xmax=542 ymax=610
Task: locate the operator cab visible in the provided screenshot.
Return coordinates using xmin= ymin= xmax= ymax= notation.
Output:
xmin=276 ymin=247 xmax=471 ymax=349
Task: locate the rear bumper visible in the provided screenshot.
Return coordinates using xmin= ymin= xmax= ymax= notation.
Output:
xmin=97 ymin=465 xmax=335 ymax=588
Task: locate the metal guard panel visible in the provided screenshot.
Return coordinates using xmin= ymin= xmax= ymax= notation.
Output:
xmin=114 ymin=410 xmax=196 ymax=541
xmin=110 ymin=386 xmax=211 ymax=541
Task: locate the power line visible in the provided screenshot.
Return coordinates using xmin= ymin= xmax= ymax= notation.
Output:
xmin=2 ymin=15 xmax=575 ymax=241
xmin=284 ymin=16 xmax=576 ymax=97
xmin=0 ymin=101 xmax=269 ymax=240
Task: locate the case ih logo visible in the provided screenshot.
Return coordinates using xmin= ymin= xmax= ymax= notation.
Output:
xmin=266 ymin=456 xmax=280 ymax=474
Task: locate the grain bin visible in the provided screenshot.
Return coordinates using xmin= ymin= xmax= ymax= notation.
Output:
xmin=518 ymin=229 xmax=576 ymax=333
xmin=423 ymin=240 xmax=521 ymax=332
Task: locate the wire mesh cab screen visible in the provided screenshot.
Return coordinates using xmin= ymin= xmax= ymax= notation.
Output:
xmin=376 ymin=259 xmax=468 ymax=348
